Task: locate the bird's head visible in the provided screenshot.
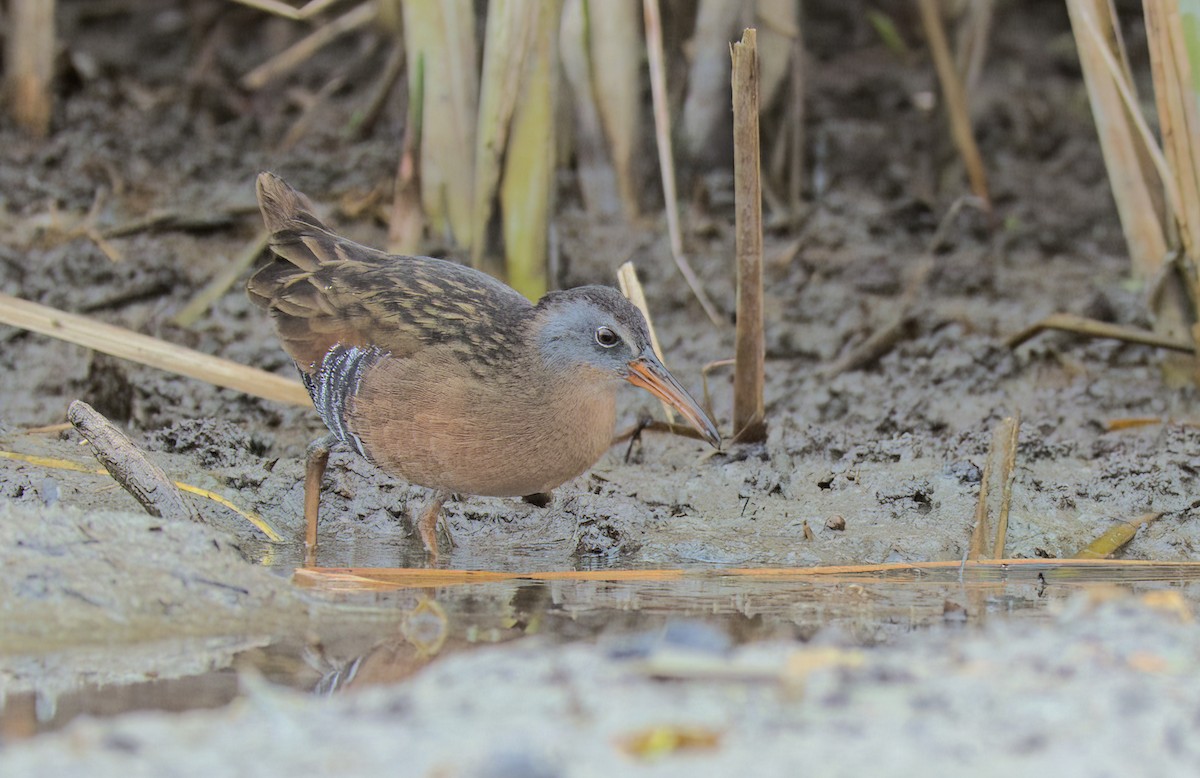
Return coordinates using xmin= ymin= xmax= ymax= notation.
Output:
xmin=532 ymin=286 xmax=720 ymax=448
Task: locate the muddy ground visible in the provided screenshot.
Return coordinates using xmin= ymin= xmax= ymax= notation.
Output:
xmin=4 ymin=1 xmax=1200 ymax=774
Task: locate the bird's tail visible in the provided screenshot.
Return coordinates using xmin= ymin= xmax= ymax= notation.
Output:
xmin=247 ymin=172 xmax=378 ymax=311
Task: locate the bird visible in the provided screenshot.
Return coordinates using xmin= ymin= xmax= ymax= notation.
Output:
xmin=247 ymin=172 xmax=720 ymax=559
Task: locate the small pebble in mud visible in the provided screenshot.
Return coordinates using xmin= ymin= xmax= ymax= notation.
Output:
xmin=39 ymin=477 xmax=59 ymax=507
xmin=825 ymin=514 xmax=846 ymax=531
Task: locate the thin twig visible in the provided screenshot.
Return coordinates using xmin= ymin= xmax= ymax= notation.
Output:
xmin=173 ymin=231 xmax=269 ymax=328
xmin=642 ymin=0 xmax=724 ymax=327
xmin=241 ymin=2 xmax=377 ymax=91
xmin=611 ymin=419 xmax=712 ymax=446
xmin=1005 ymin=312 xmax=1195 ymax=353
xmin=701 ymin=358 xmax=735 ymax=425
xmin=353 ymin=39 xmax=406 ymax=137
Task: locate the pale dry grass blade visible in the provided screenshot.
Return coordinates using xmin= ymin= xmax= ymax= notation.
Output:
xmin=172 ymin=231 xmax=270 ymax=328
xmin=954 ymin=0 xmax=995 ymax=97
xmin=589 ymin=0 xmax=643 ymax=219
xmin=1066 ymin=0 xmax=1169 ymax=280
xmin=916 ymin=0 xmax=991 ymax=209
xmin=0 ymin=293 xmax=310 ymax=406
xmin=1075 ymin=513 xmax=1162 ymax=559
xmin=5 ymin=0 xmax=56 ymax=137
xmin=617 ymin=261 xmax=675 ymax=423
xmin=403 ymin=0 xmax=479 ymax=250
xmin=643 ymin=0 xmax=724 ymax=326
xmin=732 ymin=29 xmax=766 ymax=443
xmin=1145 ymin=2 xmax=1200 ymax=263
xmin=500 ymin=1 xmax=562 ymax=300
xmin=472 ymin=0 xmax=537 ymax=270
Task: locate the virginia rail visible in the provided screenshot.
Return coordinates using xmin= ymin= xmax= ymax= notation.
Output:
xmin=247 ymin=173 xmax=720 ymax=557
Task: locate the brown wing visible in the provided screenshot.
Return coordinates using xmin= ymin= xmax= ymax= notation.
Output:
xmin=247 ymin=173 xmax=533 ymax=374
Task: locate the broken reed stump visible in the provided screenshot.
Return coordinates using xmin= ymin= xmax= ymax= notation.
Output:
xmin=68 ymin=400 xmax=195 ymax=523
xmin=968 ymin=413 xmax=1020 ymax=560
xmin=5 ymin=0 xmax=56 ymax=137
xmin=731 ymin=28 xmax=766 ymax=443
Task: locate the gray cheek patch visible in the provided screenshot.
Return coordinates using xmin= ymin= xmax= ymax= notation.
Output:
xmin=298 ymin=345 xmax=387 ymax=458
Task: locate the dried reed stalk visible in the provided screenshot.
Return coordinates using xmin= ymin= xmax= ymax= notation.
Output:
xmin=402 ymin=0 xmax=479 ymax=250
xmin=1065 ymin=0 xmax=1169 ymax=280
xmin=643 ymin=0 xmax=724 ymax=326
xmin=5 ymin=0 xmax=56 ymax=137
xmin=731 ymin=28 xmax=766 ymax=443
xmin=992 ymin=413 xmax=1021 ymax=559
xmin=1006 ymin=312 xmax=1195 ymax=353
xmin=588 ymin=0 xmax=643 ymax=219
xmin=916 ymin=0 xmax=991 ymax=209
xmin=472 ymin=0 xmax=537 ymax=272
xmin=968 ymin=414 xmax=1019 ymax=560
xmin=0 ymin=293 xmax=310 ymax=406
xmin=1144 ymin=2 xmax=1200 ymax=286
xmin=294 ymin=557 xmax=1200 ymax=591
xmin=500 ymin=1 xmax=561 ymax=300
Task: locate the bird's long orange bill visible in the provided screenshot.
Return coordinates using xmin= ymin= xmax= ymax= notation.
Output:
xmin=627 ymin=356 xmax=721 ymax=448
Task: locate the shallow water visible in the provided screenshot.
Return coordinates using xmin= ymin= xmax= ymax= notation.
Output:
xmin=7 ymin=557 xmax=1200 ymax=739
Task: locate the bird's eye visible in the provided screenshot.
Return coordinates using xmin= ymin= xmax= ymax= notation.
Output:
xmin=595 ymin=326 xmax=620 ymax=348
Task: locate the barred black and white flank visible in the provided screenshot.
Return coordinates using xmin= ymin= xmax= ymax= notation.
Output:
xmin=299 ymin=344 xmax=385 ymax=458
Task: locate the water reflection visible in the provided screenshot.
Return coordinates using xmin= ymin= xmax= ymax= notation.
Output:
xmin=5 ymin=563 xmax=1200 ymax=738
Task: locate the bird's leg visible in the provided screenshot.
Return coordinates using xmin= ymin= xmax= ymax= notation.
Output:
xmin=303 ymin=433 xmax=336 ymax=564
xmin=416 ymin=489 xmax=450 ymax=559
